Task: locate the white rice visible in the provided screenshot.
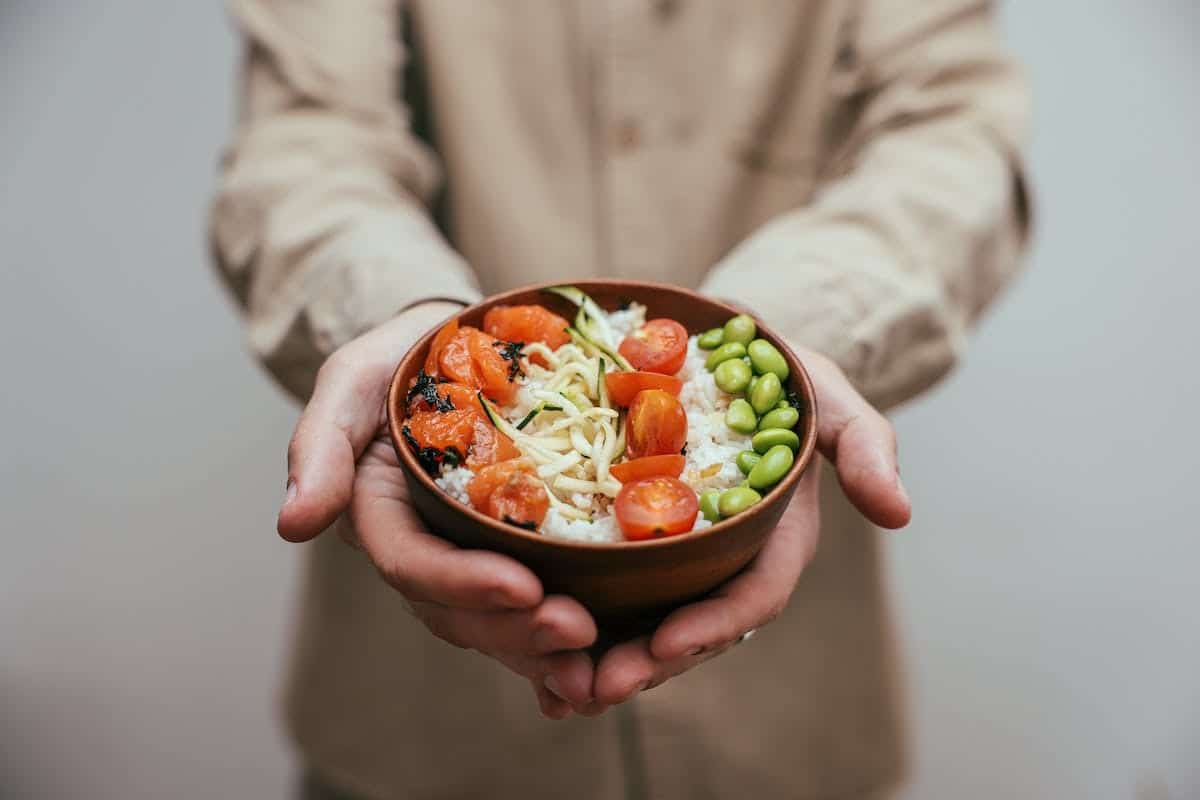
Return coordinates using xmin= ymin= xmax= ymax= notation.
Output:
xmin=436 ymin=305 xmax=750 ymax=544
xmin=436 ymin=466 xmax=475 ymax=504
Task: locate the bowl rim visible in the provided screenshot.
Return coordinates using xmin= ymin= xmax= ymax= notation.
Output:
xmin=386 ymin=278 xmax=818 ymax=552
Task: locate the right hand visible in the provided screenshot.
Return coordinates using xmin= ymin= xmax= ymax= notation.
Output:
xmin=277 ymin=302 xmax=599 ymax=719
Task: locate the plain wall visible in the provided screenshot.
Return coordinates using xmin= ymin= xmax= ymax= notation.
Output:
xmin=1 ymin=2 xmax=1197 ymax=798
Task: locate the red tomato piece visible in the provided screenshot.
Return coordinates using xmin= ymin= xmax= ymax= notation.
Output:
xmin=609 ymin=454 xmax=686 ymax=484
xmin=483 ymin=305 xmax=571 ymax=352
xmin=605 ymin=370 xmax=683 ymax=407
xmin=465 ymin=418 xmax=522 ymax=470
xmin=467 ymin=458 xmax=549 ymax=528
xmin=613 ymin=476 xmax=699 ymax=540
xmin=424 ymin=318 xmax=460 ymax=377
xmin=618 ymin=319 xmax=689 ymax=375
xmin=626 ymin=389 xmax=688 ymax=459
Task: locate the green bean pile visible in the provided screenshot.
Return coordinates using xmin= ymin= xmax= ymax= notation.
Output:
xmin=697 ymin=314 xmax=802 ymax=522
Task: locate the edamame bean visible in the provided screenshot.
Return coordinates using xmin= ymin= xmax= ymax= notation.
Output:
xmin=752 ymin=427 xmax=801 ymax=454
xmin=747 ymin=444 xmax=794 ymax=491
xmin=725 ymin=398 xmax=758 ymax=434
xmin=705 ymin=342 xmax=747 ymax=371
xmin=722 ymin=314 xmax=757 ymax=346
xmin=749 ymin=372 xmax=782 ymax=415
xmin=747 ymin=339 xmax=790 ymax=380
xmin=699 ymin=490 xmax=722 ymax=522
xmin=718 ymin=486 xmax=762 ymax=518
xmin=697 ymin=328 xmax=724 ymax=350
xmin=777 ymin=399 xmax=791 ymax=410
xmin=713 ymin=358 xmax=752 ymax=394
xmin=758 ymin=406 xmax=799 ymax=431
xmin=746 ymin=374 xmax=761 ymax=400
xmin=736 ymin=450 xmax=761 ymax=475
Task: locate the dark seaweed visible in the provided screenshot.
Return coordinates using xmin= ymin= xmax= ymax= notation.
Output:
xmin=407 ymin=369 xmax=455 ymax=412
xmin=503 ymin=516 xmax=538 ymax=531
xmin=493 ymin=340 xmax=527 ymax=381
xmin=442 ymin=446 xmax=462 ymax=469
xmin=617 ymin=297 xmax=633 ymax=311
xmin=785 ymin=389 xmax=806 ymax=414
xmin=402 ymin=423 xmax=445 ymax=475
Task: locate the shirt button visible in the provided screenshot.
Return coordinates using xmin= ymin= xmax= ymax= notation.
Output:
xmin=613 ymin=120 xmax=641 ymax=151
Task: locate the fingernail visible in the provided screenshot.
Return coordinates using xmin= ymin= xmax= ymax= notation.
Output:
xmin=543 ymin=675 xmax=567 ymax=702
xmin=637 ymin=680 xmax=652 ymax=693
xmin=686 ymin=645 xmax=704 ymax=656
xmin=895 ymin=473 xmax=910 ymax=506
xmin=284 ymin=478 xmax=297 ymax=507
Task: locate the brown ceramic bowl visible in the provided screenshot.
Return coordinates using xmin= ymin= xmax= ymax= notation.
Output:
xmin=387 ymin=280 xmax=817 ymax=633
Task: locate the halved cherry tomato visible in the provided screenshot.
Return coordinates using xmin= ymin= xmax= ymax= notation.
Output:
xmin=407 ymin=381 xmax=480 ymax=415
xmin=438 ymin=328 xmax=478 ymax=386
xmin=605 ymin=371 xmax=683 ymax=407
xmin=626 ymin=389 xmax=688 ymax=459
xmin=613 ymin=476 xmax=699 ymax=540
xmin=483 ymin=305 xmax=571 ymax=353
xmin=406 ymin=408 xmax=480 ymax=456
xmin=618 ymin=319 xmax=689 ymax=375
xmin=467 ymin=458 xmax=549 ymax=528
xmin=467 ymin=328 xmax=520 ymax=404
xmin=424 ymin=318 xmax=460 ymax=377
xmin=609 ymin=454 xmax=686 ymax=483
xmin=465 ymin=418 xmax=522 ymax=470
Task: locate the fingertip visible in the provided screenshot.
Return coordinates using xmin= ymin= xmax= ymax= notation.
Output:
xmin=535 ymin=596 xmax=598 ymax=649
xmin=476 ymin=555 xmax=544 ymax=609
xmin=544 ymin=651 xmax=594 ymax=708
xmin=594 ymin=641 xmax=654 ymax=705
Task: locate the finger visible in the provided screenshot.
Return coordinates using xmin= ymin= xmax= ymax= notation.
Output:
xmin=650 ymin=466 xmax=820 ymax=661
xmin=413 ymin=595 xmax=597 ymax=656
xmin=353 ymin=470 xmax=543 ymax=609
xmin=802 ymin=352 xmax=911 ymax=529
xmin=277 ymin=337 xmax=405 ymax=543
xmin=592 ymin=636 xmax=715 ymax=706
xmin=277 ymin=305 xmax=459 ymax=542
xmin=532 ymin=680 xmax=573 ymax=720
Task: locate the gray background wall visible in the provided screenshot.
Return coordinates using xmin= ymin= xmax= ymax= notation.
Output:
xmin=1 ymin=2 xmax=1196 ymax=798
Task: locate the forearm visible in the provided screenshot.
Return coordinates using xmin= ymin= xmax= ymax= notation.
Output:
xmin=209 ymin=0 xmax=480 ymax=401
xmin=702 ymin=2 xmax=1031 ymax=410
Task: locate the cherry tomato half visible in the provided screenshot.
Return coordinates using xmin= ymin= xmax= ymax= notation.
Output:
xmin=483 ymin=305 xmax=571 ymax=351
xmin=613 ymin=476 xmax=699 ymax=540
xmin=618 ymin=318 xmax=689 ymax=375
xmin=626 ymin=389 xmax=688 ymax=459
xmin=609 ymin=454 xmax=686 ymax=484
xmin=605 ymin=370 xmax=683 ymax=407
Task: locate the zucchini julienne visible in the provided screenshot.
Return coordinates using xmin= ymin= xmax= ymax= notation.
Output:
xmin=544 ymin=285 xmax=634 ymax=371
xmin=515 ymin=402 xmax=563 ymax=431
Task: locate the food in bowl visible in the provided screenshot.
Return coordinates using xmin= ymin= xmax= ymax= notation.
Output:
xmin=399 ymin=286 xmax=802 ymax=543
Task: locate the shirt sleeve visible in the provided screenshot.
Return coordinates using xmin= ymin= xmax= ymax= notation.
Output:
xmin=209 ymin=0 xmax=481 ymax=400
xmin=700 ymin=0 xmax=1033 ymax=410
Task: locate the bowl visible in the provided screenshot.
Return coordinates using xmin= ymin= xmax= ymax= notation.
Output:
xmin=386 ymin=280 xmax=817 ymax=633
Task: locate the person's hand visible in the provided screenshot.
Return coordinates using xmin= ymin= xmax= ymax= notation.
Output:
xmin=276 ymin=303 xmax=600 ymax=719
xmin=585 ymin=349 xmax=911 ymax=710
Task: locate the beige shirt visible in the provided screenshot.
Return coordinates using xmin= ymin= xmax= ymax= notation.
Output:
xmin=211 ymin=1 xmax=1030 ymax=797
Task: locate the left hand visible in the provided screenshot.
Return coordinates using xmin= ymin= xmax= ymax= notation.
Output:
xmin=581 ymin=348 xmax=911 ymax=712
